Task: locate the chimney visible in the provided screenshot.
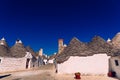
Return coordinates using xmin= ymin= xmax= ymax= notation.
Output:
xmin=39 ymin=48 xmax=43 ymax=56
xmin=58 ymin=39 xmax=64 ymax=54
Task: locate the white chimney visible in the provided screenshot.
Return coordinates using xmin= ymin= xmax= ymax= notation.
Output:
xmin=39 ymin=48 xmax=43 ymax=56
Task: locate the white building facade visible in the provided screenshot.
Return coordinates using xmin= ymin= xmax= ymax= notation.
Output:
xmin=0 ymin=52 xmax=33 ymax=73
xmin=57 ymin=54 xmax=110 ymax=75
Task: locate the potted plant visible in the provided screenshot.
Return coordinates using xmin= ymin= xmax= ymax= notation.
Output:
xmin=74 ymin=72 xmax=81 ymax=79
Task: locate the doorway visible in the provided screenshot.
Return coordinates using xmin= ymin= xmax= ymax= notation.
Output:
xmin=26 ymin=58 xmax=30 ymax=69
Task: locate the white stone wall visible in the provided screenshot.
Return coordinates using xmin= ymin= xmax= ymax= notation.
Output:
xmin=109 ymin=57 xmax=120 ymax=79
xmin=43 ymin=59 xmax=48 ymax=64
xmin=48 ymin=59 xmax=54 ymax=63
xmin=57 ymin=54 xmax=110 ymax=75
xmin=0 ymin=57 xmax=27 ymax=73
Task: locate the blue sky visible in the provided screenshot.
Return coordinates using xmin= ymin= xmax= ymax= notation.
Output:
xmin=0 ymin=0 xmax=120 ymax=55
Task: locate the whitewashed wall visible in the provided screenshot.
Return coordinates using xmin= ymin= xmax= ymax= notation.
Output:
xmin=48 ymin=59 xmax=54 ymax=63
xmin=57 ymin=54 xmax=110 ymax=75
xmin=109 ymin=57 xmax=120 ymax=79
xmin=0 ymin=57 xmax=28 ymax=73
xmin=43 ymin=59 xmax=48 ymax=64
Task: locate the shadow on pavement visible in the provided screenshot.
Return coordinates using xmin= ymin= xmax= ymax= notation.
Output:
xmin=0 ymin=74 xmax=11 ymax=79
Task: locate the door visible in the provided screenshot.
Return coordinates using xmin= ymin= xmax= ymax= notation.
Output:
xmin=26 ymin=58 xmax=30 ymax=69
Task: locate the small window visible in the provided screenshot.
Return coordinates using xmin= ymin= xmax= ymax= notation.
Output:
xmin=115 ymin=60 xmax=119 ymax=66
xmin=0 ymin=59 xmax=1 ymax=62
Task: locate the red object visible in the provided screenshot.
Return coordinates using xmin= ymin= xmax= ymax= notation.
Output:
xmin=108 ymin=72 xmax=112 ymax=77
xmin=108 ymin=71 xmax=116 ymax=77
xmin=75 ymin=73 xmax=81 ymax=79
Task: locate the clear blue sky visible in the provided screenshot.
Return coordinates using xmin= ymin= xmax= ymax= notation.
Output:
xmin=0 ymin=0 xmax=120 ymax=55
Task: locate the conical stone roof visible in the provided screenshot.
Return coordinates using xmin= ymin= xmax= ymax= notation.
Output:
xmin=26 ymin=46 xmax=36 ymax=57
xmin=88 ymin=36 xmax=112 ymax=53
xmin=111 ymin=32 xmax=120 ymax=48
xmin=0 ymin=45 xmax=10 ymax=57
xmin=10 ymin=40 xmax=27 ymax=58
xmin=26 ymin=46 xmax=37 ymax=62
xmin=63 ymin=37 xmax=88 ymax=56
xmin=55 ymin=36 xmax=119 ymax=63
xmin=56 ymin=37 xmax=88 ymax=63
xmin=0 ymin=38 xmax=10 ymax=57
xmin=0 ymin=37 xmax=9 ymax=47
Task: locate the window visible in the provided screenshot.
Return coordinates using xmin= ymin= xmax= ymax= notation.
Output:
xmin=0 ymin=59 xmax=1 ymax=63
xmin=115 ymin=60 xmax=119 ymax=66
